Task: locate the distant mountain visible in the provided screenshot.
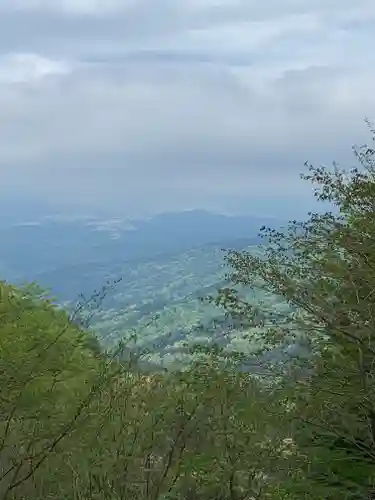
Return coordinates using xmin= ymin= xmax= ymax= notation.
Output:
xmin=132 ymin=209 xmax=278 ymax=244
xmin=0 ymin=208 xmax=282 ymax=289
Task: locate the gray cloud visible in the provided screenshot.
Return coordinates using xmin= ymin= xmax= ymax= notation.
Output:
xmin=0 ymin=0 xmax=375 ymax=215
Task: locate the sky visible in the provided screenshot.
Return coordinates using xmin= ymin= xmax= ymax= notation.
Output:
xmin=0 ymin=0 xmax=375 ymax=218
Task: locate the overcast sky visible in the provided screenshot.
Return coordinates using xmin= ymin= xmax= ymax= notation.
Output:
xmin=0 ymin=0 xmax=374 ymax=217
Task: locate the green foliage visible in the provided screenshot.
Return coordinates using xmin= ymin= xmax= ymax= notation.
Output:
xmin=0 ymin=279 xmax=296 ymax=499
xmin=211 ymin=120 xmax=375 ymax=498
xmin=0 ymin=280 xmax=106 ymax=498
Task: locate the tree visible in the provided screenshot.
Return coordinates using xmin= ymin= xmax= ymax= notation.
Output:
xmin=0 ymin=280 xmax=114 ymax=498
xmin=210 ymin=121 xmax=375 ymax=498
xmin=0 ymin=279 xmax=294 ymax=500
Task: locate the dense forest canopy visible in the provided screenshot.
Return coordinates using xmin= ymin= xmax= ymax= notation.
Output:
xmin=2 ymin=125 xmax=375 ymax=498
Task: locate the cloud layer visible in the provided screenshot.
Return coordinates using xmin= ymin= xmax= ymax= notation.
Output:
xmin=1 ymin=0 xmax=375 ymax=216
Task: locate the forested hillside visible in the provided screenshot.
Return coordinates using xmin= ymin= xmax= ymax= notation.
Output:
xmin=57 ymin=240 xmax=292 ymax=370
xmin=2 ymin=132 xmax=375 ymax=499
